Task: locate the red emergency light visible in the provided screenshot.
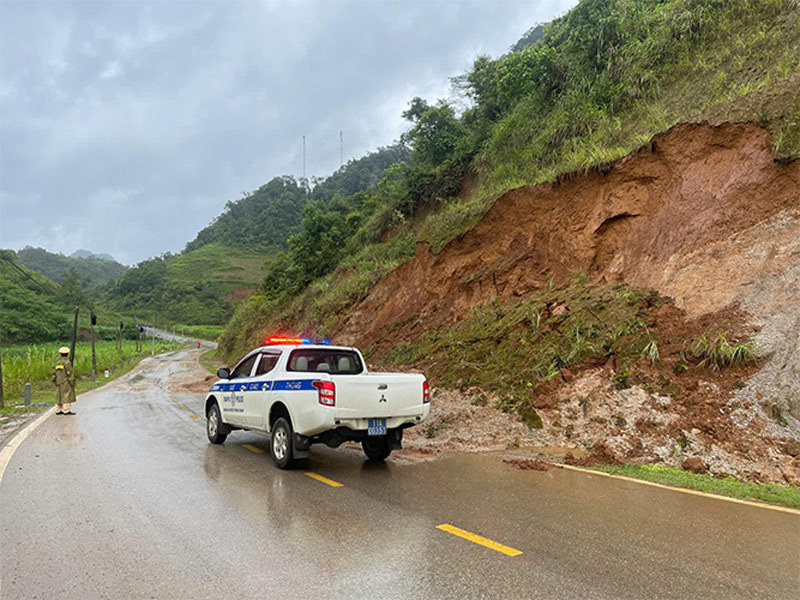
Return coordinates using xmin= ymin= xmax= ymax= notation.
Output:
xmin=266 ymin=337 xmax=332 ymax=345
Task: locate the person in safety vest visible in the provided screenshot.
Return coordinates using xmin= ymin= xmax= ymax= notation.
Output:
xmin=52 ymin=346 xmax=77 ymax=415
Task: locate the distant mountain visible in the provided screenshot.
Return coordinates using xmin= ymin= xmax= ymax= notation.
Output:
xmin=17 ymin=246 xmax=127 ymax=286
xmin=70 ymin=249 xmax=116 ymax=262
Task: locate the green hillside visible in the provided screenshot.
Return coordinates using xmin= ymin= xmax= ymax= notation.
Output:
xmin=0 ymin=250 xmax=68 ymax=343
xmin=218 ymin=0 xmax=800 ymax=359
xmin=107 ymin=145 xmax=412 ymax=327
xmin=0 ymin=250 xmax=131 ymax=344
xmin=17 ymin=246 xmax=127 ymax=286
xmin=106 ymin=244 xmax=262 ymax=326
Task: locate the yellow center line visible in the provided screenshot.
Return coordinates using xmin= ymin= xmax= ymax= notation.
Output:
xmin=243 ymin=444 xmax=264 ymax=454
xmin=436 ymin=524 xmax=522 ymax=557
xmin=191 ymin=415 xmax=199 ymax=420
xmin=179 ymin=406 xmax=187 ymax=411
xmin=305 ymin=472 xmax=344 ymax=487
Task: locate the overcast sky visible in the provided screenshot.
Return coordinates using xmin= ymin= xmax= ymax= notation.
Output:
xmin=0 ymin=0 xmax=575 ymax=265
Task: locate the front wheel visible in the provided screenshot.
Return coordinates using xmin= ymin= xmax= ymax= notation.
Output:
xmin=207 ymin=403 xmax=228 ymax=444
xmin=362 ymin=437 xmax=392 ymax=461
xmin=270 ymin=417 xmax=295 ymax=469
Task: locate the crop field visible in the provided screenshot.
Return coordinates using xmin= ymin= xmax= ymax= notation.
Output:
xmin=1 ymin=340 xmax=177 ymax=411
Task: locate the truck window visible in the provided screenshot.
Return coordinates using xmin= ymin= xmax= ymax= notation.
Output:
xmin=287 ymin=349 xmax=363 ymax=375
xmin=255 ymin=352 xmax=280 ymax=375
xmin=230 ymin=354 xmax=258 ymax=379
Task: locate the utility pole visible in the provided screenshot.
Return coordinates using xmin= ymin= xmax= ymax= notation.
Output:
xmin=0 ymin=349 xmax=5 ymax=409
xmin=340 ymin=130 xmax=343 ymax=168
xmin=69 ymin=307 xmax=79 ymax=363
xmin=302 ymin=135 xmax=306 ymax=180
xmin=0 ymin=323 xmax=4 ymax=409
xmin=90 ymin=311 xmax=97 ymax=382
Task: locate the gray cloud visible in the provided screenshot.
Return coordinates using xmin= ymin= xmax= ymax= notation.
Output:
xmin=1 ymin=0 xmax=575 ymax=264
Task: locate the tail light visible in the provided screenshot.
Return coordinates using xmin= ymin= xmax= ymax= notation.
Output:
xmin=423 ymin=380 xmax=430 ymax=404
xmin=312 ymin=380 xmax=335 ymax=406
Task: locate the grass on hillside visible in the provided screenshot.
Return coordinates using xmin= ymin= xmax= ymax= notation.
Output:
xmin=166 ymin=243 xmax=266 ymax=288
xmin=589 ymin=463 xmax=800 ymax=509
xmin=171 ymin=324 xmax=224 ymax=341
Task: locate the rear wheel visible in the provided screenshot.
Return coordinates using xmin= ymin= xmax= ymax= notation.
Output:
xmin=270 ymin=417 xmax=295 ymax=469
xmin=362 ymin=437 xmax=391 ymax=461
xmin=207 ymin=403 xmax=228 ymax=444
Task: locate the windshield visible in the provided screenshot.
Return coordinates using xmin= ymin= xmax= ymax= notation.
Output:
xmin=287 ymin=349 xmax=363 ymax=374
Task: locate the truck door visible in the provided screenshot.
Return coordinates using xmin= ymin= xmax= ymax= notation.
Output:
xmin=224 ymin=353 xmax=259 ymax=427
xmin=244 ymin=351 xmax=281 ymax=428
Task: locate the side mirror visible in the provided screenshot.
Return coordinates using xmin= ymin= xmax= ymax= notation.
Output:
xmin=217 ymin=367 xmax=231 ymax=379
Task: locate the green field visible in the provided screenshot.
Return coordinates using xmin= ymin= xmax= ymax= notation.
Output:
xmin=172 ymin=324 xmax=225 ymax=341
xmin=0 ymin=340 xmax=178 ymax=413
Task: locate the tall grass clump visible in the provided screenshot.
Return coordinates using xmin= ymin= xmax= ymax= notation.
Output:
xmin=690 ymin=333 xmax=758 ymax=370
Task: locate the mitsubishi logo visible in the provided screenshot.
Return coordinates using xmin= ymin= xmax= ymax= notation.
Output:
xmin=378 ymin=394 xmax=386 ymax=403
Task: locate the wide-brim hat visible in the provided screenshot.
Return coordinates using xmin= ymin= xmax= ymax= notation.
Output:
xmin=58 ymin=346 xmax=70 ymax=355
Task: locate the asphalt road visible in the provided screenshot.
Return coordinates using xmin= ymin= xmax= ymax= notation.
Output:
xmin=1 ymin=350 xmax=798 ymax=599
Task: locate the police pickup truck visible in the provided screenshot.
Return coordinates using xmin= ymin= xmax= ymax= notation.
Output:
xmin=204 ymin=338 xmax=430 ymax=468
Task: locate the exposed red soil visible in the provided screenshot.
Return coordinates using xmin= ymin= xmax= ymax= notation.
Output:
xmin=337 ymin=122 xmax=799 ymax=347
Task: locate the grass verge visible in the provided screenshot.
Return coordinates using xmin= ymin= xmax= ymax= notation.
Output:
xmin=198 ymin=348 xmax=224 ymax=376
xmin=590 ymin=463 xmax=800 ymax=509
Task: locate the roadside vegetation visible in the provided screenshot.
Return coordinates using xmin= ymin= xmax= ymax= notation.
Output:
xmin=173 ymin=324 xmax=224 ymax=342
xmin=0 ymin=339 xmax=178 ymax=414
xmin=589 ymin=463 xmax=800 ymax=509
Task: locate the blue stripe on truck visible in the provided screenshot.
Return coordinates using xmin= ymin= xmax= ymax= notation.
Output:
xmin=210 ymin=379 xmax=317 ymax=392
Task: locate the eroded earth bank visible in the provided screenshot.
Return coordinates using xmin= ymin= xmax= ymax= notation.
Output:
xmin=333 ymin=122 xmax=800 ymax=485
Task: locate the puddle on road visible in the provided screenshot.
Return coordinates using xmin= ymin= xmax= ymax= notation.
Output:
xmin=56 ymin=432 xmax=87 ymax=446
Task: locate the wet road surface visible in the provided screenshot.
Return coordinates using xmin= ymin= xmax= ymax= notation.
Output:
xmin=1 ymin=350 xmax=798 ymax=599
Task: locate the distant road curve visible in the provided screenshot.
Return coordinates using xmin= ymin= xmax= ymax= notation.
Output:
xmin=143 ymin=326 xmax=218 ymax=349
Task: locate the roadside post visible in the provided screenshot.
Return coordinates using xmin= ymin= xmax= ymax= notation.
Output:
xmin=24 ymin=383 xmax=31 ymax=407
xmin=0 ymin=351 xmax=4 ymax=409
xmin=152 ymin=330 xmax=155 ymax=356
xmin=69 ymin=307 xmax=79 ymax=363
xmin=90 ymin=311 xmax=97 ymax=382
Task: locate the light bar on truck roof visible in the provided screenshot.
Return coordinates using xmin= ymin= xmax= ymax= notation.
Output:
xmin=266 ymin=337 xmax=332 ymax=345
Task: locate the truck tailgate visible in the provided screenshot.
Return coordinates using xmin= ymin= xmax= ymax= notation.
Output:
xmin=331 ymin=373 xmax=425 ymax=418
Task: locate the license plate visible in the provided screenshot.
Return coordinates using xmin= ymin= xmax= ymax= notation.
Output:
xmin=368 ymin=418 xmax=387 ymax=436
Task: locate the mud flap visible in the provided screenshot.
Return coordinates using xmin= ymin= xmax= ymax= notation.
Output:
xmin=293 ymin=433 xmax=311 ymax=459
xmin=388 ymin=428 xmax=404 ymax=451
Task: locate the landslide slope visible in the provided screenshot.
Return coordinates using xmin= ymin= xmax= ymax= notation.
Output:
xmin=338 ymin=122 xmax=798 ymax=340
xmin=333 ymin=121 xmax=800 ymax=483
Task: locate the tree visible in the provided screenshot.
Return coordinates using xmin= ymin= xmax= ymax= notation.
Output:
xmin=403 ymin=100 xmax=465 ymax=167
xmin=60 ymin=268 xmax=86 ymax=307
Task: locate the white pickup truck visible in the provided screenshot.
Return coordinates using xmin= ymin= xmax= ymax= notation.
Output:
xmin=204 ymin=339 xmax=430 ymax=468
